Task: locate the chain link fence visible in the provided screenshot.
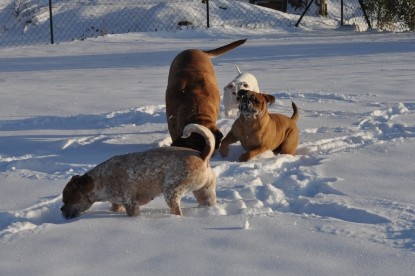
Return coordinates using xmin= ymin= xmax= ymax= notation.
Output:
xmin=0 ymin=0 xmax=411 ymax=48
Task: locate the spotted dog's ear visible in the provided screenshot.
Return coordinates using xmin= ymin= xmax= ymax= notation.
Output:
xmin=70 ymin=175 xmax=81 ymax=181
xmin=213 ymin=129 xmax=224 ymax=150
xmin=74 ymin=174 xmax=94 ymax=193
xmin=261 ymin=93 xmax=276 ymax=105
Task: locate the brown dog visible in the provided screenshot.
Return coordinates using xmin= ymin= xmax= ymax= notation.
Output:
xmin=219 ymin=89 xmax=299 ymax=162
xmin=61 ymin=124 xmax=217 ymax=219
xmin=166 ymin=39 xmax=246 ymax=151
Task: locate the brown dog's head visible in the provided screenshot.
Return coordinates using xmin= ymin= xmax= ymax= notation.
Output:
xmin=61 ymin=174 xmax=95 ymax=219
xmin=237 ymin=89 xmax=275 ymax=118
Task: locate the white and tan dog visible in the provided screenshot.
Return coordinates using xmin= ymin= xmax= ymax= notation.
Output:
xmin=166 ymin=39 xmax=246 ymax=152
xmin=223 ymin=66 xmax=260 ymax=117
xmin=61 ymin=124 xmax=217 ymax=218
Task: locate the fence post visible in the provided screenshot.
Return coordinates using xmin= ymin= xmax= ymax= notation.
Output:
xmin=358 ymin=0 xmax=372 ymax=30
xmin=48 ymin=0 xmax=54 ymax=44
xmin=206 ymin=0 xmax=210 ymax=28
xmin=295 ymin=0 xmax=315 ymax=27
xmin=319 ymin=0 xmax=327 ymax=17
xmin=340 ymin=0 xmax=344 ymax=26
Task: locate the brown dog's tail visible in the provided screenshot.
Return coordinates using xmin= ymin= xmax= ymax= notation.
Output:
xmin=291 ymin=102 xmax=299 ymax=123
xmin=204 ymin=39 xmax=247 ymax=58
xmin=182 ymin=124 xmax=215 ymax=165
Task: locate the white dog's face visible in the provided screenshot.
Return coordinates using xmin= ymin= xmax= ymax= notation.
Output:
xmin=223 ymin=72 xmax=260 ymax=117
xmin=225 ymin=82 xmax=250 ymax=99
xmin=223 ymin=82 xmax=253 ymax=117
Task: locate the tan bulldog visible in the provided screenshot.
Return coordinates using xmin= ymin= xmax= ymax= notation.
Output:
xmin=219 ymin=89 xmax=299 ymax=162
xmin=166 ymin=39 xmax=247 ymax=152
xmin=61 ymin=124 xmax=217 ymax=218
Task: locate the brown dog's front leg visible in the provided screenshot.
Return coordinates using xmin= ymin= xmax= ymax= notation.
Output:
xmin=219 ymin=132 xmax=239 ymax=157
xmin=239 ymin=147 xmax=268 ymax=162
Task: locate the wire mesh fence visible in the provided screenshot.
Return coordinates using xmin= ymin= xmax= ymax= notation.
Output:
xmin=0 ymin=0 xmax=412 ymax=48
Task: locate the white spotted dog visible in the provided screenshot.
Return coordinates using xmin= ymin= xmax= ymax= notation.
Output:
xmin=61 ymin=124 xmax=217 ymax=218
xmin=223 ymin=65 xmax=260 ymax=117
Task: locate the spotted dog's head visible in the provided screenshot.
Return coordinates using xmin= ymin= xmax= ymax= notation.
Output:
xmin=237 ymin=89 xmax=275 ymax=118
xmin=172 ymin=127 xmax=223 ymax=151
xmin=61 ymin=174 xmax=95 ymax=219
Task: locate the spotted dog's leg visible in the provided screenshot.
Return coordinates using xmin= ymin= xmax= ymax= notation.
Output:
xmin=164 ymin=179 xmax=186 ymax=216
xmin=193 ymin=175 xmax=216 ymax=206
xmin=124 ymin=201 xmax=140 ymax=217
xmin=165 ymin=191 xmax=184 ymax=216
xmin=111 ymin=203 xmax=125 ymax=212
xmin=167 ymin=199 xmax=183 ymax=216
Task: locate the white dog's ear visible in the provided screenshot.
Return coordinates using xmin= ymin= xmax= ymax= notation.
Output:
xmin=225 ymin=83 xmax=235 ymax=90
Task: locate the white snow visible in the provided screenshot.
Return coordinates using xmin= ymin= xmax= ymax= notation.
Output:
xmin=1 ymin=14 xmax=415 ymax=276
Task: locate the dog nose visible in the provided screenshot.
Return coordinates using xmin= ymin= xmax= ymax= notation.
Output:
xmin=61 ymin=205 xmax=72 ymax=219
xmin=61 ymin=205 xmax=80 ymax=219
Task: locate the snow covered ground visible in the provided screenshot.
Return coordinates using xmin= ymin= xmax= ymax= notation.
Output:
xmin=1 ymin=27 xmax=415 ymax=275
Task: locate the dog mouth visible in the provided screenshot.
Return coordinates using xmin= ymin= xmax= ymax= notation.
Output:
xmin=238 ymin=99 xmax=260 ymax=116
xmin=61 ymin=204 xmax=83 ymax=219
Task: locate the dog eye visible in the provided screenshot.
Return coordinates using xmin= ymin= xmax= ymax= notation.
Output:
xmin=227 ymin=84 xmax=235 ymax=89
xmin=243 ymin=83 xmax=249 ymax=88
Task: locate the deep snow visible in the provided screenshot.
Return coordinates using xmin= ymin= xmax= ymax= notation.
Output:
xmin=1 ymin=26 xmax=415 ymax=275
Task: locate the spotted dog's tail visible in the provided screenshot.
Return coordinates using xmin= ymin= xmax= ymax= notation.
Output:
xmin=204 ymin=39 xmax=247 ymax=58
xmin=182 ymin=124 xmax=215 ymax=164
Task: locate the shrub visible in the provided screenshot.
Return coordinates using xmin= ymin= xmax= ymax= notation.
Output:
xmin=363 ymin=0 xmax=415 ymax=31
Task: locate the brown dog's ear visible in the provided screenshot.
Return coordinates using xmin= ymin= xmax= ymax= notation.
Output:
xmin=261 ymin=93 xmax=276 ymax=105
xmin=75 ymin=174 xmax=94 ymax=193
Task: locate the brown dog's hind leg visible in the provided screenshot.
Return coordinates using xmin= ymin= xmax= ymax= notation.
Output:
xmin=277 ymin=129 xmax=299 ymax=155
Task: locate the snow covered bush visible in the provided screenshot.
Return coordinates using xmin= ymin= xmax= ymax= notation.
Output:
xmin=363 ymin=0 xmax=415 ymax=31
